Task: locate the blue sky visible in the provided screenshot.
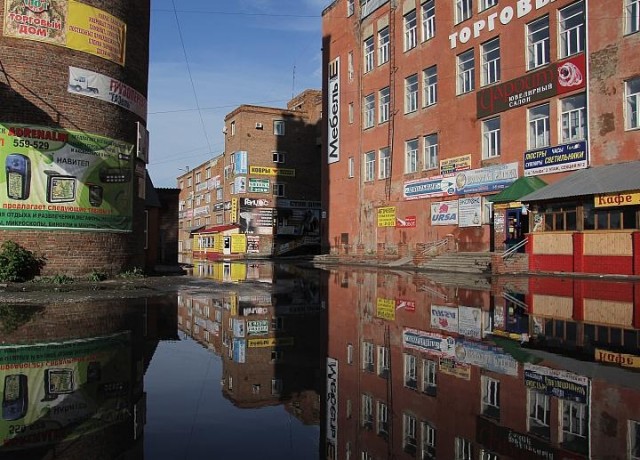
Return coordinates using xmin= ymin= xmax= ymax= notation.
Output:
xmin=147 ymin=0 xmax=327 ymax=188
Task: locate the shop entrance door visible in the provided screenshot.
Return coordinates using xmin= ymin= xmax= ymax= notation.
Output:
xmin=506 ymin=208 xmax=528 ymax=251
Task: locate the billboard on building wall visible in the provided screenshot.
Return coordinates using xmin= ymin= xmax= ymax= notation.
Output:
xmin=0 ymin=123 xmax=134 ymax=231
xmin=327 ymin=57 xmax=340 ymax=164
xmin=3 ymin=0 xmax=127 ymax=66
xmin=524 ymin=141 xmax=587 ymax=177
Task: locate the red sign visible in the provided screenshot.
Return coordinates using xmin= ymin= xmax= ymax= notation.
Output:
xmin=396 ymin=300 xmax=415 ymax=312
xmin=396 ymin=216 xmax=416 ymax=228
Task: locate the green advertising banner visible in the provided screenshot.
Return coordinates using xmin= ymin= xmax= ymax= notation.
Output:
xmin=0 ymin=124 xmax=134 ymax=231
xmin=0 ymin=332 xmax=131 ymax=450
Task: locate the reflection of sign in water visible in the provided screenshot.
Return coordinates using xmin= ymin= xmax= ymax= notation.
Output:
xmin=430 ymin=305 xmax=459 ymax=333
xmin=402 ymin=328 xmax=455 ymax=357
xmin=454 ymin=340 xmax=518 ymax=376
xmin=439 ymin=357 xmax=470 ymax=380
xmin=326 ymin=357 xmax=338 ymax=453
xmin=232 ymin=338 xmax=246 ymax=364
xmin=376 ymin=298 xmax=395 ymax=320
xmin=523 ymin=363 xmax=588 ymax=403
xmin=247 ymin=337 xmax=294 ymax=348
xmin=247 ymin=320 xmax=269 ymax=336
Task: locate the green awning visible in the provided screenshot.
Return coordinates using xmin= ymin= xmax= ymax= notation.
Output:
xmin=488 ymin=176 xmax=547 ymax=203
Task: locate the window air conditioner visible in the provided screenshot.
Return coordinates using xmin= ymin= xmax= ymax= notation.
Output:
xmin=255 ymin=122 xmax=263 ymax=129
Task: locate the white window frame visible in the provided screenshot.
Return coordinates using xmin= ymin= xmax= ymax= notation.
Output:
xmin=364 ymin=36 xmax=375 ymax=73
xmin=481 ymin=376 xmax=500 ymax=417
xmin=455 ymin=0 xmax=472 ymax=24
xmin=562 ymin=400 xmax=588 ymax=441
xmin=272 ymin=182 xmax=285 ymax=197
xmin=378 ymin=26 xmax=389 ymax=65
xmin=457 ymin=49 xmax=475 ymax=94
xmin=528 ymin=103 xmax=550 ymax=149
xmin=379 ymin=86 xmax=390 ymax=123
xmin=455 ymin=437 xmax=473 ymax=460
xmin=348 ymin=156 xmax=355 ymax=178
xmin=405 ymin=139 xmax=418 ymax=174
xmin=405 ymin=74 xmax=418 ymax=113
xmin=347 ymin=0 xmax=354 ymax=17
xmin=379 ymin=147 xmax=391 ymax=179
xmin=364 ymin=93 xmax=375 ymax=128
xmin=626 ymin=77 xmax=640 ymax=130
xmin=423 ymin=134 xmax=438 ymax=170
xmin=480 ymin=451 xmax=499 ymax=460
xmin=404 ymin=10 xmax=417 ymax=51
xmin=422 ymin=358 xmax=437 ymax=393
xmin=348 ymin=51 xmax=354 ymax=81
xmin=626 ymin=0 xmax=640 ymax=35
xmin=272 ymin=151 xmax=285 ymax=163
xmin=273 ymin=120 xmax=285 ymax=136
xmin=481 ymin=37 xmax=500 ymax=86
xmin=362 ymin=341 xmax=375 ymax=371
xmin=422 ymin=0 xmax=435 ymax=41
xmin=422 ymin=422 xmax=436 ymax=459
xmin=483 ymin=117 xmax=501 ymax=158
xmin=559 ymin=1 xmax=584 ymax=58
xmin=527 ymin=16 xmax=550 ymax=70
xmin=404 ymin=353 xmax=418 ymax=388
xmin=347 ymin=343 xmax=353 ymax=364
xmin=362 ymin=394 xmax=373 ymax=427
xmin=629 ymin=420 xmax=640 ymax=459
xmin=377 ymin=345 xmax=390 ymax=377
xmin=377 ymin=401 xmax=389 ymax=435
xmin=480 ymin=0 xmax=498 ymax=12
xmin=403 ymin=413 xmax=418 ymax=450
xmin=364 ymin=151 xmax=375 ymax=182
xmin=423 ymin=65 xmax=437 ymax=106
xmin=349 ymin=102 xmax=354 ymax=124
xmin=561 ymin=94 xmax=586 ymax=142
xmin=528 ymin=389 xmax=551 ymax=437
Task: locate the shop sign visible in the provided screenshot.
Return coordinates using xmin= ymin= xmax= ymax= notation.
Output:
xmin=476 ymin=417 xmax=557 ymax=460
xmin=396 ymin=299 xmax=415 ymax=312
xmin=458 ymin=197 xmax=482 ymax=227
xmin=234 ymin=176 xmax=246 ymax=194
xmin=404 ymin=175 xmax=456 ymax=200
xmin=247 ymin=320 xmax=269 ymax=336
xmin=454 ymin=162 xmax=518 ymax=195
xmin=524 ymin=141 xmax=587 ymax=177
xmin=454 ymin=340 xmax=518 ymax=376
xmin=431 ymin=200 xmax=458 ymax=225
xmin=458 ymin=306 xmax=482 ymax=339
xmin=249 ymin=166 xmax=295 ymax=177
xmin=248 ymin=178 xmax=270 ymax=193
xmin=377 ymin=207 xmax=396 ymax=227
xmin=327 ymin=57 xmax=340 ymax=164
xmin=524 ymin=363 xmax=588 ymax=403
xmin=396 ymin=216 xmax=416 ymax=227
xmin=247 ymin=337 xmax=294 ymax=348
xmin=440 ymin=154 xmax=471 ymax=175
xmin=402 ymin=328 xmax=456 ymax=357
xmin=595 ymin=349 xmax=640 ymax=369
xmin=232 ymin=338 xmax=246 ymax=364
xmin=439 ymin=357 xmax=471 ymax=380
xmin=232 ymin=319 xmax=245 ymax=338
xmin=233 ymin=151 xmax=247 ymax=174
xmin=376 ymin=298 xmax=395 ymax=320
xmin=430 ymin=305 xmax=459 ymax=333
xmin=240 ymin=197 xmax=271 ymax=208
xmin=594 ymin=191 xmax=640 ymax=208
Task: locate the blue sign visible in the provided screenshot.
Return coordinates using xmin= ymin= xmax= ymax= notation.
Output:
xmin=523 ymin=141 xmax=587 ymax=177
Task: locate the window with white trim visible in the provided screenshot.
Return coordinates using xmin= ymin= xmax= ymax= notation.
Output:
xmin=423 ymin=65 xmax=437 ymax=106
xmin=362 ymin=341 xmax=375 ymax=371
xmin=528 ymin=103 xmax=550 ymax=149
xmin=481 ymin=37 xmax=500 ymax=86
xmin=271 ymin=378 xmax=282 ymax=395
xmin=230 ymin=121 xmax=236 ymax=136
xmin=629 ymin=420 xmax=640 ymax=459
xmin=626 ymin=0 xmax=640 ymax=34
xmin=626 ymin=77 xmax=640 ymax=130
xmin=349 ymin=102 xmax=354 ymax=124
xmin=377 ymin=401 xmax=389 ymax=436
xmin=272 ymin=183 xmax=285 ymax=197
xmin=423 ymin=134 xmax=438 ymax=170
xmin=377 ymin=345 xmax=390 ymax=377
xmin=422 ymin=358 xmax=437 ymax=395
xmin=422 ymin=0 xmax=435 ymax=41
xmin=528 ymin=389 xmax=551 ymax=439
xmin=379 ymin=86 xmax=390 ymax=123
xmin=348 ymin=156 xmax=355 ymax=178
xmin=404 ymin=353 xmax=418 ymax=389
xmin=481 ymin=376 xmax=500 ymax=419
xmin=562 ymin=400 xmax=588 ymax=447
xmin=347 ymin=343 xmax=353 ymax=364
xmin=362 ymin=394 xmax=373 ymax=428
xmin=480 ymin=0 xmax=497 ymax=12
xmin=457 ymin=49 xmax=475 ymax=94
xmin=378 ymin=26 xmax=389 ymax=65
xmin=364 ymin=93 xmax=375 ymax=128
xmin=455 ymin=437 xmax=473 ymax=460
xmin=347 ymin=0 xmax=354 ymax=16
xmin=559 ymin=1 xmax=584 ymax=58
xmin=561 ymin=94 xmax=586 ymax=142
xmin=405 ymin=74 xmax=418 ymax=113
xmin=403 ymin=413 xmax=418 ymax=453
xmin=364 ymin=151 xmax=375 ymax=182
xmin=455 ymin=0 xmax=472 ymax=24
xmin=274 ymin=120 xmax=285 ymax=135
xmin=362 ymin=451 xmax=373 ymax=460
xmin=480 ymin=450 xmax=499 ymax=460
xmin=483 ymin=117 xmax=501 ymax=158
xmin=422 ymin=422 xmax=436 ymax=459
xmin=379 ymin=147 xmax=390 ymax=179
xmin=364 ymin=36 xmax=374 ymax=73
xmin=404 ymin=10 xmax=417 ymax=51
xmin=405 ymin=139 xmax=418 ymax=173
xmin=527 ymin=16 xmax=549 ymax=70
xmin=272 ymin=151 xmax=285 ymax=163
xmin=348 ymin=51 xmax=354 ymax=81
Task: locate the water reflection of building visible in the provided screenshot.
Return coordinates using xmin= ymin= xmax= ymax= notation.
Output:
xmin=0 ymin=297 xmax=178 ymax=459
xmin=323 ymin=267 xmax=640 ymax=460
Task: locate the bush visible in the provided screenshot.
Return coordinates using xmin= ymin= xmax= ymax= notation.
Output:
xmin=0 ymin=241 xmax=44 ymax=282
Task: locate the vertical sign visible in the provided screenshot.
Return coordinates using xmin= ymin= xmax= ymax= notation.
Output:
xmin=326 ymin=357 xmax=338 ymax=456
xmin=327 ymin=57 xmax=340 ymax=164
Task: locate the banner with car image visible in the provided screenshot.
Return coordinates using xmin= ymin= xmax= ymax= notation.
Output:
xmin=0 ymin=123 xmax=134 ymax=231
xmin=0 ymin=332 xmax=132 ymax=450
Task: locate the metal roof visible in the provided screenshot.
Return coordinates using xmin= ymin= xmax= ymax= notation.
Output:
xmin=488 ymin=176 xmax=547 ymax=203
xmin=520 ymin=161 xmax=640 ymax=202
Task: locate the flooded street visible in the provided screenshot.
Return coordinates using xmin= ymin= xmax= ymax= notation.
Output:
xmin=0 ymin=261 xmax=639 ymax=459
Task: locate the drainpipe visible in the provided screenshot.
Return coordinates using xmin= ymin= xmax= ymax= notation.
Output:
xmin=585 ymin=0 xmax=591 ymax=166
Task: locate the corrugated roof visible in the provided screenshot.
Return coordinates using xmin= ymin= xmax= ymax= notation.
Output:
xmin=197 ymin=224 xmax=239 ymax=234
xmin=488 ymin=176 xmax=547 ymax=203
xmin=521 ymin=161 xmax=640 ymax=202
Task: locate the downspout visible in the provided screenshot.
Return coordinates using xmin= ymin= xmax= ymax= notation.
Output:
xmin=584 ymin=0 xmax=591 ymax=167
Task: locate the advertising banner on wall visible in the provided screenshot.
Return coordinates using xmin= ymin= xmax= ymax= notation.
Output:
xmin=377 ymin=207 xmax=396 ymax=227
xmin=431 ymin=305 xmax=459 ymax=333
xmin=68 ymin=67 xmax=147 ymax=120
xmin=3 ymin=0 xmax=127 ymax=66
xmin=453 ymin=162 xmax=519 ymax=195
xmin=402 ymin=328 xmax=456 ymax=358
xmin=431 ymin=200 xmax=458 ymax=225
xmin=248 ymin=178 xmax=270 ymax=194
xmin=0 ymin=123 xmax=134 ymax=231
xmin=458 ymin=197 xmax=482 ymax=227
xmin=404 ymin=175 xmax=456 ymax=200
xmin=327 ymin=57 xmax=340 ymax=165
xmin=458 ymin=306 xmax=482 ymax=339
xmin=0 ymin=332 xmax=131 ymax=449
xmin=523 ymin=141 xmax=587 ymax=177
xmin=440 ymin=154 xmax=471 ymax=175
xmin=232 ymin=338 xmax=246 ymax=364
xmin=247 ymin=320 xmax=269 ymax=336
xmin=376 ymin=298 xmax=395 ymax=321
xmin=233 ymin=151 xmax=247 ymax=175
xmin=249 ymin=166 xmax=295 ymax=177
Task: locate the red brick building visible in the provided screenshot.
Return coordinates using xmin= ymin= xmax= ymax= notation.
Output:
xmin=321 ymin=0 xmax=640 ymax=273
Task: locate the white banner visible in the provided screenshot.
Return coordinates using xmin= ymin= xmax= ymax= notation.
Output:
xmin=458 ymin=306 xmax=482 ymax=339
xmin=458 ymin=196 xmax=482 ymax=227
xmin=431 ymin=305 xmax=459 ymax=333
xmin=431 ymin=200 xmax=458 ymax=225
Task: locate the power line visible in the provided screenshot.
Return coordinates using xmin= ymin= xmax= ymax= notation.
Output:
xmin=152 ymin=8 xmax=319 ymax=18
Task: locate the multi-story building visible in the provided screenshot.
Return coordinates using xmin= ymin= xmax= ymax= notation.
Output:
xmin=177 ymin=90 xmax=323 ymax=263
xmin=321 ymin=0 xmax=640 ymax=273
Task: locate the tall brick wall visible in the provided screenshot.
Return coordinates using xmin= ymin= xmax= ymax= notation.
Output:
xmin=0 ymin=0 xmax=151 ymax=277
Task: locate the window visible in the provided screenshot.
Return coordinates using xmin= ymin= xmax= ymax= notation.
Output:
xmin=483 ymin=117 xmax=501 ymax=158
xmin=423 ymin=65 xmax=437 ymax=106
xmin=481 ymin=376 xmax=500 ymax=419
xmin=364 ymin=93 xmax=375 ymax=128
xmin=377 ymin=346 xmax=390 ymax=377
xmin=271 ymin=350 xmax=283 ymax=362
xmin=626 ymin=77 xmax=640 ymax=130
xmin=455 ymin=0 xmax=472 ymax=24
xmin=480 ymin=451 xmax=499 ymax=460
xmin=274 ymin=120 xmax=285 ymax=135
xmin=422 ymin=0 xmax=435 ymax=41
xmin=377 ymin=401 xmax=389 ymax=436
xmin=348 ymin=156 xmax=355 ymax=178
xmin=559 ymin=1 xmax=584 ymax=58
xmin=480 ymin=0 xmax=498 ymax=11
xmin=528 ymin=389 xmax=551 ymax=439
xmin=455 ymin=437 xmax=473 ymax=460
xmin=423 ymin=134 xmax=438 ymax=170
xmin=347 ymin=344 xmax=353 ymax=364
xmin=272 ymin=183 xmax=285 ymax=197
xmin=528 ymin=103 xmax=550 ymax=148
xmin=404 ymin=10 xmax=417 ymax=51
xmin=195 ymin=172 xmax=201 ymax=183
xmin=404 ymin=353 xmax=418 ymax=389
xmin=626 ymin=0 xmax=640 ymax=34
xmin=457 ymin=49 xmax=475 ymax=94
xmin=271 ymin=379 xmax=282 ymax=395
xmin=348 ymin=51 xmax=354 ymax=81
xmin=541 ymin=202 xmax=578 ymax=231
xmin=364 ymin=36 xmax=374 ymax=73
xmin=362 ymin=394 xmax=373 ymax=428
xmin=362 ymin=341 xmax=375 ymax=371
xmin=422 ymin=422 xmax=436 ymax=459
xmin=362 ymin=451 xmax=373 ymax=460
xmin=481 ymin=38 xmax=500 ymax=86
xmin=379 ymin=147 xmax=391 ymax=179
xmin=378 ymin=27 xmax=389 ymax=65
xmin=364 ymin=151 xmax=375 ymax=182
xmin=527 ymin=16 xmax=549 ymax=69
xmin=561 ymin=94 xmax=586 ymax=142
xmin=405 ymin=139 xmax=418 ymax=173
xmin=349 ymin=102 xmax=354 ymax=124
xmin=347 ymin=0 xmax=354 ymax=16
xmin=230 ymin=121 xmax=236 ymax=136
xmin=405 ymin=74 xmax=418 ymax=113
xmin=562 ymin=400 xmax=588 ymax=449
xmin=379 ymin=87 xmax=390 ymax=123
xmin=422 ymin=358 xmax=437 ymax=395
xmin=403 ymin=413 xmax=417 ymax=453
xmin=272 ymin=151 xmax=285 ymax=163
xmin=629 ymin=420 xmax=640 ymax=459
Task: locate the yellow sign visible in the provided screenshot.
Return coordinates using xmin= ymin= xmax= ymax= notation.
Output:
xmin=230 ymin=293 xmax=238 ymax=316
xmin=248 ymin=337 xmax=294 ymax=348
xmin=439 ymin=357 xmax=471 ymax=380
xmin=440 ymin=154 xmax=471 ymax=174
xmin=3 ymin=0 xmax=127 ymax=66
xmin=231 ymin=234 xmax=247 ymax=254
xmin=376 ymin=298 xmax=396 ymax=320
xmin=249 ymin=166 xmax=296 ymax=177
xmin=377 ymin=207 xmax=396 ymax=227
xmin=595 ymin=348 xmax=640 ymax=369
xmin=231 ymin=198 xmax=238 ymax=223
xmin=594 ymin=191 xmax=640 ymax=208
